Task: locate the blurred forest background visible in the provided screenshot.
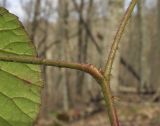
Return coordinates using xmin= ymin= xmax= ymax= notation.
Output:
xmin=1 ymin=0 xmax=160 ymax=126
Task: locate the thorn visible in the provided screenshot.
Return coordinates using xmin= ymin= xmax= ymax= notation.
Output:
xmin=87 ymin=63 xmax=93 ymax=67
xmin=99 ymin=68 xmax=104 ymax=74
xmin=112 ymin=96 xmax=120 ymax=102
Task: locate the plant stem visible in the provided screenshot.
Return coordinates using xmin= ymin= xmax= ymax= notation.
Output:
xmin=104 ymin=0 xmax=137 ymax=78
xmin=102 ymin=0 xmax=138 ymax=126
xmin=100 ymin=78 xmax=119 ymax=126
xmin=0 ymin=55 xmax=102 ymax=82
xmin=0 ymin=1 xmax=137 ymax=126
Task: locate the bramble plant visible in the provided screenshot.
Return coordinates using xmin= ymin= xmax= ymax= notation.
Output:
xmin=0 ymin=0 xmax=137 ymax=126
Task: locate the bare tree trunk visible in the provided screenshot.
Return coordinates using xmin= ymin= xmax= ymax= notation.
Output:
xmin=63 ymin=0 xmax=72 ymax=111
xmin=31 ymin=0 xmax=41 ymax=42
xmin=83 ymin=0 xmax=93 ymax=63
xmin=84 ymin=0 xmax=94 ymax=97
xmin=76 ymin=0 xmax=85 ymax=95
xmin=137 ymin=0 xmax=143 ymax=93
xmin=156 ymin=0 xmax=160 ymax=90
xmin=57 ymin=0 xmax=71 ymax=112
xmin=137 ymin=0 xmax=151 ymax=94
xmin=151 ymin=0 xmax=160 ymax=101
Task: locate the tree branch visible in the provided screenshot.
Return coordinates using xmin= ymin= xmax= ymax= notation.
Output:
xmin=71 ymin=0 xmax=102 ymax=53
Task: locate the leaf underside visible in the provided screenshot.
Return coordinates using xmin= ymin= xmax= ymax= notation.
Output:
xmin=0 ymin=7 xmax=43 ymax=126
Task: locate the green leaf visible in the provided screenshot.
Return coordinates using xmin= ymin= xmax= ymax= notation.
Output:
xmin=0 ymin=7 xmax=43 ymax=126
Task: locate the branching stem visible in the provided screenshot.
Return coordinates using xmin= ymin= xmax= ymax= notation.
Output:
xmin=0 ymin=1 xmax=138 ymax=126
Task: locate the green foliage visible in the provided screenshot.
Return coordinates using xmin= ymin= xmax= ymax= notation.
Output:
xmin=0 ymin=7 xmax=43 ymax=126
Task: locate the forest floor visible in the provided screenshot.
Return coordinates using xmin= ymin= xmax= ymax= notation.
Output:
xmin=37 ymin=93 xmax=160 ymax=126
xmin=69 ymin=102 xmax=160 ymax=126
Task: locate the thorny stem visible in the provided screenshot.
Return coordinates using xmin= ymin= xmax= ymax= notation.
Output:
xmin=102 ymin=0 xmax=138 ymax=126
xmin=0 ymin=1 xmax=137 ymax=126
xmin=104 ymin=0 xmax=137 ymax=78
